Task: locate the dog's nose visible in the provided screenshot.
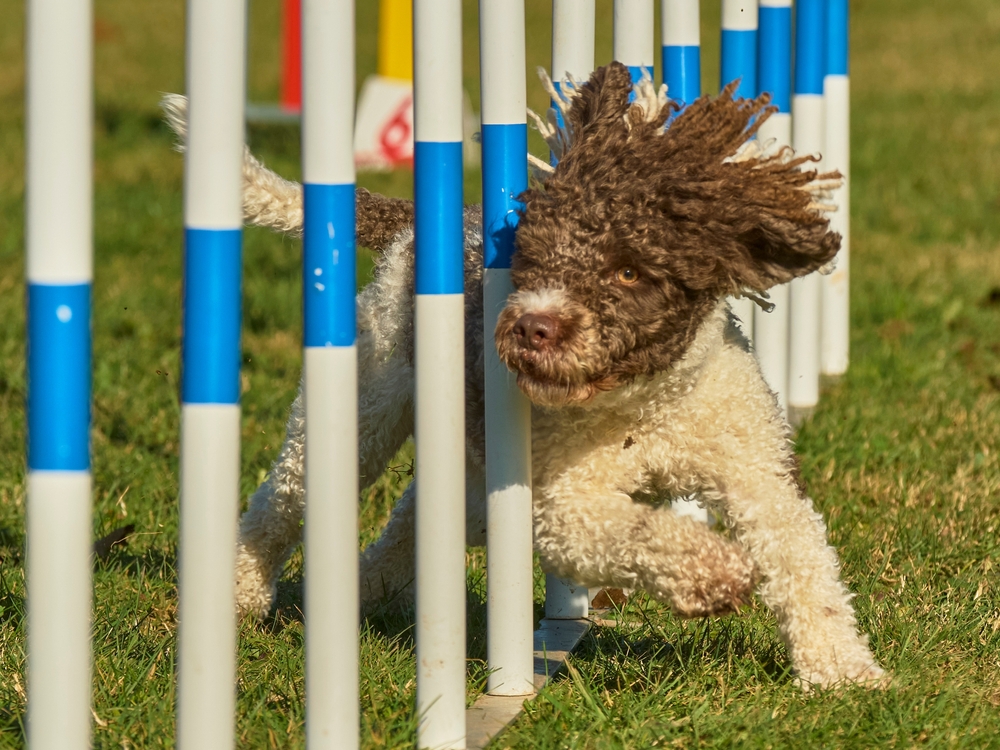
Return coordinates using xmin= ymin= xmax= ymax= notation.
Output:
xmin=513 ymin=313 xmax=561 ymax=351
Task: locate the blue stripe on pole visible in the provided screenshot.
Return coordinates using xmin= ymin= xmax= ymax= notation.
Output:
xmin=720 ymin=29 xmax=757 ymax=99
xmin=304 ymin=183 xmax=357 ymax=347
xmin=551 ymin=82 xmax=570 ymax=133
xmin=182 ymin=228 xmax=242 ymax=404
xmin=27 ymin=284 xmax=91 ymax=471
xmin=794 ymin=0 xmax=826 ymax=95
xmin=662 ymin=46 xmax=700 ymax=109
xmin=626 ymin=65 xmax=645 ymax=86
xmin=482 ymin=124 xmax=527 ymax=270
xmin=758 ymin=6 xmax=792 ymax=112
xmin=550 ymin=85 xmax=566 ymax=165
xmin=826 ymin=0 xmax=849 ymax=76
xmin=414 ymin=141 xmax=464 ymax=295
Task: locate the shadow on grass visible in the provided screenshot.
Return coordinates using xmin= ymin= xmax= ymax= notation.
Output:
xmin=96 ymin=546 xmax=178 ymax=583
xmin=573 ymin=597 xmax=794 ymax=695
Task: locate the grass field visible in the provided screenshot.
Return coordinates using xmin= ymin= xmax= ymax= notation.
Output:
xmin=3 ymin=0 xmax=1000 ymax=747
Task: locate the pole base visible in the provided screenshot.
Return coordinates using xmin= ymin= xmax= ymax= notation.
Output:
xmin=787 ymin=404 xmax=815 ymax=429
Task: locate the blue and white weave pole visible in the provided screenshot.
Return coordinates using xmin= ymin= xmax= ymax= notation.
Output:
xmin=480 ymin=0 xmax=534 ymax=698
xmin=660 ymin=0 xmax=709 ymax=524
xmin=613 ymin=0 xmax=655 ymax=86
xmin=301 ymin=0 xmax=359 ymax=747
xmin=661 ymin=0 xmax=700 ymax=110
xmin=788 ymin=0 xmax=826 ymax=420
xmin=414 ymin=0 xmax=466 ymax=745
xmin=821 ymin=0 xmax=850 ymax=378
xmin=753 ymin=0 xmax=792 ymax=416
xmin=25 ymin=0 xmax=93 ymax=745
xmin=546 ymin=0 xmax=595 ymax=620
xmin=721 ymin=0 xmax=758 ymax=342
xmin=177 ymin=0 xmax=246 ymax=745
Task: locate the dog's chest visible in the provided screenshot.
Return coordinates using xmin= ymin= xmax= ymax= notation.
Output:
xmin=529 ymin=395 xmax=689 ymax=497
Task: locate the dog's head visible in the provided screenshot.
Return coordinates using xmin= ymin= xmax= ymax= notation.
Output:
xmin=496 ymin=62 xmax=841 ymax=407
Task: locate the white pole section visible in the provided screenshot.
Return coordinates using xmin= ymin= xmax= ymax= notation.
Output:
xmin=177 ymin=0 xmax=246 ymax=745
xmin=788 ymin=0 xmax=825 ymax=420
xmin=543 ymin=575 xmax=591 ymax=618
xmin=25 ymin=1 xmax=93 ymax=746
xmin=413 ymin=0 xmax=466 ymax=745
xmin=721 ymin=0 xmax=758 ymax=342
xmin=480 ymin=0 xmax=535 ymax=699
xmin=822 ymin=0 xmax=850 ymax=378
xmin=552 ymin=0 xmax=596 ymax=86
xmin=302 ymin=0 xmax=359 ymax=748
xmin=661 ymin=0 xmax=700 ymax=109
xmin=753 ymin=0 xmax=791 ymax=415
xmin=613 ymin=0 xmax=655 ymax=85
xmin=545 ymin=0 xmax=595 ymax=620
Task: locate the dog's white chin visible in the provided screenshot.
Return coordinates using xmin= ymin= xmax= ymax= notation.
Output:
xmin=515 ymin=372 xmax=598 ymax=408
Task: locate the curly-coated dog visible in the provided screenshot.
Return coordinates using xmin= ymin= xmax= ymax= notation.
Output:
xmin=163 ymin=62 xmax=886 ymax=689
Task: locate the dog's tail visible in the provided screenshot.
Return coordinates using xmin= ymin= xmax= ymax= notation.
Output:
xmin=160 ymin=94 xmax=414 ymax=252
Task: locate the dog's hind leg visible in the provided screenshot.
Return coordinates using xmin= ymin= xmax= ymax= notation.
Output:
xmin=235 ymin=394 xmax=308 ymax=618
xmin=359 ymin=453 xmax=486 ymax=610
xmin=234 ymin=351 xmax=415 ymax=618
xmin=235 ymin=234 xmax=419 ymax=618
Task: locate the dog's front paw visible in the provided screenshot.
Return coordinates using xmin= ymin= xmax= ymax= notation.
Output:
xmin=666 ymin=536 xmax=758 ymax=618
xmin=795 ymin=656 xmax=891 ymax=692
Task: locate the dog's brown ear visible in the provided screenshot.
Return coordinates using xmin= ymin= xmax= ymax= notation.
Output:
xmin=706 ymin=161 xmax=843 ymax=294
xmin=646 ymin=85 xmax=843 ymax=295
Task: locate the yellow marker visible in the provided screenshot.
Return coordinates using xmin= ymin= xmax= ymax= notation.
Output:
xmin=377 ymin=0 xmax=413 ymax=81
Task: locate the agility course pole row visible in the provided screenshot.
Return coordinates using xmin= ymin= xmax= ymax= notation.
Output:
xmin=25 ymin=0 xmax=94 ymax=745
xmin=22 ymin=2 xmax=852 ymax=749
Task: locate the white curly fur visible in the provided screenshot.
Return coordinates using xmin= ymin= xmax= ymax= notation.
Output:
xmin=161 ymin=93 xmax=886 ymax=690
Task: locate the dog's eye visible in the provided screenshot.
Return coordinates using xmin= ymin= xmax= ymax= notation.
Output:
xmin=616 ymin=266 xmax=639 ymax=285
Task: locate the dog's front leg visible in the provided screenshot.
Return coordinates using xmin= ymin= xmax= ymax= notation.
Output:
xmin=701 ymin=440 xmax=887 ymax=689
xmin=533 ymin=479 xmax=757 ymax=618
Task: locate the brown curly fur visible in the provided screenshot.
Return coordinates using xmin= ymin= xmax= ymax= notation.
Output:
xmin=356 ymin=188 xmax=415 ymax=252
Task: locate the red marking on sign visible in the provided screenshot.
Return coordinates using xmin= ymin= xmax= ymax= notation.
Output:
xmin=378 ymin=93 xmax=414 ymax=167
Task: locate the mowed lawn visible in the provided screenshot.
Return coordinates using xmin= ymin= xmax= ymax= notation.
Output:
xmin=2 ymin=0 xmax=1000 ymax=747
